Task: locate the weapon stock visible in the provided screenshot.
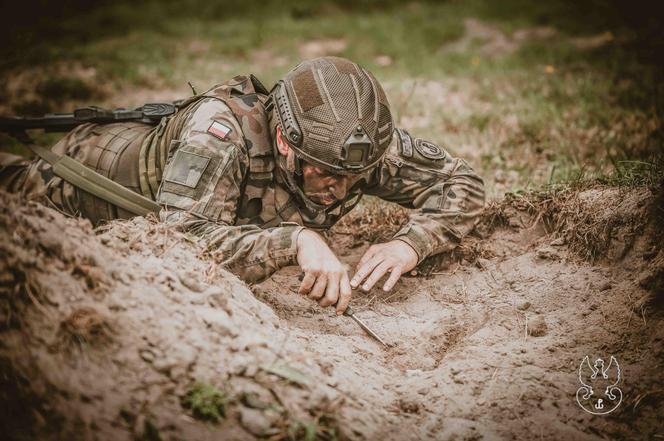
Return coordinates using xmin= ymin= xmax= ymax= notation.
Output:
xmin=0 ymin=103 xmax=177 ymax=135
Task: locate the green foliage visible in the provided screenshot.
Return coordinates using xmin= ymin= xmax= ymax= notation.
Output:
xmin=35 ymin=77 xmax=97 ymax=102
xmin=598 ymin=160 xmax=664 ymax=188
xmin=139 ymin=419 xmax=163 ymax=441
xmin=182 ymin=382 xmax=227 ymax=422
xmin=288 ymin=415 xmax=339 ymax=441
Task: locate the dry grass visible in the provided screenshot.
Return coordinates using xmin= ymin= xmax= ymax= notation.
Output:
xmin=332 ymin=181 xmax=660 ymax=274
xmin=477 ymin=182 xmax=660 ymax=262
xmin=331 ymin=199 xmax=409 ymax=245
xmin=56 ymin=306 xmax=114 ymax=350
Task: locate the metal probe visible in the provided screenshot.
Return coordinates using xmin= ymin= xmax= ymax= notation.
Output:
xmin=342 ymin=305 xmax=390 ymax=348
xmin=297 ymin=273 xmax=390 ymax=347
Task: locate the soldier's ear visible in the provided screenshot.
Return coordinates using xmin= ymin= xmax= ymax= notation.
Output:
xmin=276 ymin=126 xmax=290 ymax=156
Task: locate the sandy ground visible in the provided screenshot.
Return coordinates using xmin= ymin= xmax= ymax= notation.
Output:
xmin=258 ymin=188 xmax=663 ymax=440
xmin=1 ymin=184 xmax=662 ymax=441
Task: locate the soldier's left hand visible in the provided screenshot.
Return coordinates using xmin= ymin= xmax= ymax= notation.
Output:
xmin=350 ymin=240 xmax=418 ymax=292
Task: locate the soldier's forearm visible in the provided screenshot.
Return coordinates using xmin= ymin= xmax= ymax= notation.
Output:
xmin=207 ymin=223 xmax=304 ymax=283
xmin=162 ymin=211 xmax=303 ymax=283
xmin=393 ymin=159 xmax=485 ymax=262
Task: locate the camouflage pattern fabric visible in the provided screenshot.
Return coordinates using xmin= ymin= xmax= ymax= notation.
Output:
xmin=0 ymin=122 xmax=154 ymax=224
xmin=156 ymin=76 xmax=484 ymax=281
xmin=367 ymin=129 xmax=485 ymax=263
xmin=0 ymin=74 xmax=485 ymax=284
xmin=156 ymin=76 xmax=307 ymax=283
xmin=0 ymin=125 xmax=94 ymax=216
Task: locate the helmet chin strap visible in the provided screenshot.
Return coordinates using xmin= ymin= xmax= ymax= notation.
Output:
xmin=286 ymin=148 xmax=297 ymax=174
xmin=269 ymin=110 xmax=335 ymax=221
xmin=275 ymin=138 xmax=329 ymax=216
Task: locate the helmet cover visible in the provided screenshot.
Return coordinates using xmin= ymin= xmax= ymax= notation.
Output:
xmin=271 ymin=57 xmax=393 ymax=175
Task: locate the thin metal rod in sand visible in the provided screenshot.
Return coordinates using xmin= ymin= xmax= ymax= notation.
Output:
xmin=343 ymin=306 xmax=390 ymax=347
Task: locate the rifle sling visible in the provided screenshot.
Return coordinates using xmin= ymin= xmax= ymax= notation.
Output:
xmin=26 ymin=143 xmax=161 ymax=217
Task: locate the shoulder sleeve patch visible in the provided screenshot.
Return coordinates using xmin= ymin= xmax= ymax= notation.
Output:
xmin=414 ymin=138 xmax=446 ymax=160
xmin=396 ymin=128 xmax=414 ymax=158
xmin=158 ymin=141 xmax=241 ymax=221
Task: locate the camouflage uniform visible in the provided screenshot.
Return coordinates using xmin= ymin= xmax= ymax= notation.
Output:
xmin=0 ymin=74 xmax=485 ymax=283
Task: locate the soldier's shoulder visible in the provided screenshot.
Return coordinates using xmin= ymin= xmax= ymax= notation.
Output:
xmin=205 ymin=74 xmax=269 ymax=97
xmin=386 ymin=128 xmax=450 ymax=168
xmin=182 ymin=97 xmax=247 ymax=150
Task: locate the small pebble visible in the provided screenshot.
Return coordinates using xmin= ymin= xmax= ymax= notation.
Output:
xmin=516 ymin=301 xmax=531 ymax=311
xmin=139 ymin=349 xmax=155 ymax=363
xmin=239 ymin=408 xmax=278 ymax=436
xmin=405 ymin=369 xmax=423 ymax=377
xmin=476 ymin=258 xmax=491 ymax=269
xmin=536 ymin=246 xmax=561 ymax=260
xmin=528 ymin=315 xmax=548 ymax=337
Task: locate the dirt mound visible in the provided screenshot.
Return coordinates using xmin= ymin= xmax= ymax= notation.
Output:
xmin=1 ymin=184 xmax=663 ymax=440
xmin=0 ymin=191 xmax=345 ymax=440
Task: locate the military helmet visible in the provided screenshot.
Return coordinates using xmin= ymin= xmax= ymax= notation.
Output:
xmin=270 ymin=57 xmax=393 ymax=175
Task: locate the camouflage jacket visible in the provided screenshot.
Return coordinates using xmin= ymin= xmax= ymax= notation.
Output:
xmin=148 ymin=75 xmax=485 ymax=283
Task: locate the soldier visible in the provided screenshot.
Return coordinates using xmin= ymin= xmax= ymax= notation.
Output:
xmin=0 ymin=56 xmax=485 ymax=314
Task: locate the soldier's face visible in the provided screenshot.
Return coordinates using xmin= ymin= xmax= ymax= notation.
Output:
xmin=276 ymin=126 xmax=359 ymax=205
xmin=301 ymin=164 xmax=360 ymax=206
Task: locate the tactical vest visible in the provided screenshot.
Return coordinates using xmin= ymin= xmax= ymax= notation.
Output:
xmin=73 ymin=122 xmax=153 ymax=224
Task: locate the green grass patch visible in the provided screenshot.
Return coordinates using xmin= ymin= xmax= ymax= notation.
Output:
xmin=182 ymin=381 xmax=227 ymax=422
xmin=598 ymin=160 xmax=664 ymax=188
xmin=288 ymin=414 xmax=340 ymax=441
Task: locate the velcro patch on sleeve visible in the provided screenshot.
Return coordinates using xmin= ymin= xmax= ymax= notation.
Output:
xmin=163 ymin=150 xmax=210 ymax=188
xmin=396 ymin=128 xmax=413 ymax=158
xmin=208 ymin=120 xmax=233 ymax=140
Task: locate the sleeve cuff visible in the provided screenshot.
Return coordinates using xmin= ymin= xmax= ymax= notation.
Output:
xmin=393 ymin=224 xmax=432 ymax=265
xmin=270 ymin=224 xmax=305 ymax=267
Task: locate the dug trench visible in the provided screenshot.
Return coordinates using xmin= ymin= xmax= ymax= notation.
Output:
xmin=0 ymin=184 xmax=662 ymax=440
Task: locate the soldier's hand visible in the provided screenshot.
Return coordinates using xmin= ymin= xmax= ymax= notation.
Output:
xmin=351 ymin=240 xmax=418 ymax=292
xmin=296 ymin=229 xmax=352 ymax=315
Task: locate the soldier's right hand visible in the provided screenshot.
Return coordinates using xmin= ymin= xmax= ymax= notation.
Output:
xmin=296 ymin=229 xmax=352 ymax=315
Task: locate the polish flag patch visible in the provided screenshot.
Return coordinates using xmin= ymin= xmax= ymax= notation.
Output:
xmin=207 ymin=120 xmax=232 ymax=140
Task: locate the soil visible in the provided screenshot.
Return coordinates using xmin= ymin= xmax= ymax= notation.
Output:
xmin=1 ymin=184 xmax=663 ymax=441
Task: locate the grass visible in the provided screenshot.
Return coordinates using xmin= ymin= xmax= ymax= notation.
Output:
xmin=182 ymin=382 xmax=227 ymax=422
xmin=287 ymin=415 xmax=339 ymax=441
xmin=598 ymin=160 xmax=664 ymax=188
xmin=0 ymin=0 xmax=661 ymax=195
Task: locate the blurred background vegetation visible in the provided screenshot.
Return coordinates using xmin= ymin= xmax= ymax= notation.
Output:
xmin=0 ymin=0 xmax=662 ymax=195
